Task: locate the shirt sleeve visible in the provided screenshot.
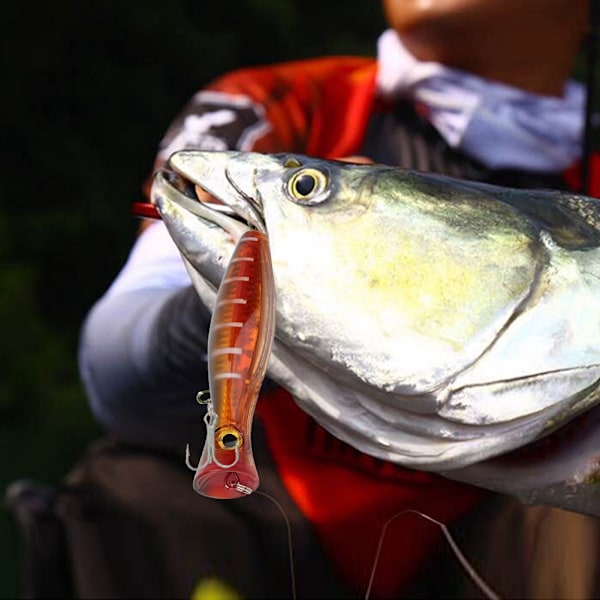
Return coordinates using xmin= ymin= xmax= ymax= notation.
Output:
xmin=154 ymin=88 xmax=273 ymax=170
xmin=78 ymin=85 xmax=274 ymax=448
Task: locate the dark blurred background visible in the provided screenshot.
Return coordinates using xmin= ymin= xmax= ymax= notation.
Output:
xmin=0 ymin=0 xmax=385 ymax=595
xmin=3 ymin=0 xmax=600 ymax=597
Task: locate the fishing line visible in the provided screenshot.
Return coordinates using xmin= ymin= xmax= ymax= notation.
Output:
xmin=252 ymin=493 xmax=497 ymax=600
xmin=364 ymin=509 xmax=500 ymax=600
xmin=255 ymin=490 xmax=298 ymax=600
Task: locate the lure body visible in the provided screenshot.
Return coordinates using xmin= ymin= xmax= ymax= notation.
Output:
xmin=192 ymin=230 xmax=276 ymax=499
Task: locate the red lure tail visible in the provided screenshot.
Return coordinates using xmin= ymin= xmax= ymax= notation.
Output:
xmin=190 ymin=230 xmax=276 ymax=499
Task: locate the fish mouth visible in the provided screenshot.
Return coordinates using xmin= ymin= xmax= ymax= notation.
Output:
xmin=151 ymin=150 xmax=266 ymax=235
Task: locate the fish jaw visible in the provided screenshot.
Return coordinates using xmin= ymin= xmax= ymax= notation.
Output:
xmin=441 ymin=402 xmax=600 ymax=518
xmin=150 ymin=169 xmax=251 ymax=292
xmin=169 ymin=150 xmax=267 ymax=233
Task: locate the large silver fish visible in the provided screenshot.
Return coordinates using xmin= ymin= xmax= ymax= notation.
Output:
xmin=151 ymin=150 xmax=600 ymax=515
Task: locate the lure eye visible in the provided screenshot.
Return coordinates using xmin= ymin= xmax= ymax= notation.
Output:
xmin=217 ymin=426 xmax=243 ymax=450
xmin=287 ymin=167 xmax=329 ymax=204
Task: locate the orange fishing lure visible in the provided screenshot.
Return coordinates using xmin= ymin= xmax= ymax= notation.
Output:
xmin=186 ymin=230 xmax=276 ymax=499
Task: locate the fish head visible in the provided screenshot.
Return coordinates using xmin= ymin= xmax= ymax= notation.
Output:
xmin=158 ymin=150 xmax=540 ymax=393
xmin=165 ymin=150 xmax=377 ymax=230
xmin=151 ymin=150 xmax=600 ymax=475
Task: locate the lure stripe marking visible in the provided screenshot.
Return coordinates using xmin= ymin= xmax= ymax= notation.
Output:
xmin=213 ymin=372 xmax=243 ymax=380
xmin=212 ymin=347 xmax=243 ymax=356
xmin=212 ymin=322 xmax=244 ymax=329
xmin=217 ymin=298 xmax=247 ymax=306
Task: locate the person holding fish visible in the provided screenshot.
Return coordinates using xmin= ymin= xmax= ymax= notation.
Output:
xmin=76 ymin=0 xmax=600 ymax=598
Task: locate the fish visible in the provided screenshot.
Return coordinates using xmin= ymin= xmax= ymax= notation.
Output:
xmin=150 ymin=150 xmax=600 ymax=514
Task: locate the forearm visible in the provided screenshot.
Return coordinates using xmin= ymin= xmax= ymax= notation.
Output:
xmin=79 ymin=253 xmax=212 ymax=448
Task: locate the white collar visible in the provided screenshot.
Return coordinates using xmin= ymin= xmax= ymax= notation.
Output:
xmin=376 ymin=29 xmax=585 ymax=172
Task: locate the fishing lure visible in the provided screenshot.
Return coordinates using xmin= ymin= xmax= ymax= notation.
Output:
xmin=186 ymin=229 xmax=276 ymax=499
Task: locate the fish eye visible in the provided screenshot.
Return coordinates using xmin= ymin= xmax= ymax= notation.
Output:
xmin=287 ymin=167 xmax=329 ymax=204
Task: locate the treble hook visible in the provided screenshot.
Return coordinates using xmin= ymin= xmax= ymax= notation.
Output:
xmin=185 ymin=396 xmax=241 ymax=472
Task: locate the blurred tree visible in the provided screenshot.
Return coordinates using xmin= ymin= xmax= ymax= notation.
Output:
xmin=0 ymin=0 xmax=385 ymax=345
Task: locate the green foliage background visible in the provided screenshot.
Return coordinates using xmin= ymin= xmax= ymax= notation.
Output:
xmin=0 ymin=1 xmax=385 ymax=596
